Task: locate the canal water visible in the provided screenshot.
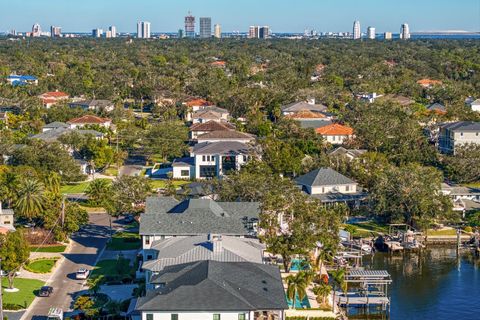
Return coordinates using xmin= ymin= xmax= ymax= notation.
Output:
xmin=357 ymin=247 xmax=480 ymax=320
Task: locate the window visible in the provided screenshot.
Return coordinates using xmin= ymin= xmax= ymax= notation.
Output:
xmin=200 ymin=165 xmax=217 ymax=178
xmin=146 ymin=255 xmax=153 ymax=260
xmin=238 ymin=314 xmax=246 ymax=320
xmin=171 ymin=314 xmax=178 ymax=320
xmin=145 ymin=236 xmax=150 ymax=245
xmin=146 ymin=314 xmax=153 ymax=320
xmin=181 ymin=170 xmax=189 ymax=177
xmin=460 ymin=132 xmax=464 ymax=136
xmin=345 ymin=185 xmax=350 ymax=192
xmin=213 ymin=315 xmax=221 ymax=320
xmin=202 ymin=155 xmax=206 ymax=161
xmin=243 ymin=155 xmax=248 ymax=162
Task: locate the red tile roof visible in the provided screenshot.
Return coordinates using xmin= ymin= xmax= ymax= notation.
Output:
xmin=316 ymin=123 xmax=353 ymax=136
xmin=67 ymin=115 xmax=111 ymax=124
xmin=42 ymin=91 xmax=69 ymax=98
xmin=185 ymin=98 xmax=212 ymax=108
xmin=210 ymin=61 xmax=226 ymax=67
xmin=417 ymin=79 xmax=443 ymax=87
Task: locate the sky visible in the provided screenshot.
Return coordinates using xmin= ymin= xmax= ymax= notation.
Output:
xmin=1 ymin=0 xmax=479 ymax=33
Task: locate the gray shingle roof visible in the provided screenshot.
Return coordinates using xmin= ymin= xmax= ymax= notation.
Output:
xmin=328 ymin=147 xmax=367 ymax=158
xmin=282 ymin=101 xmax=327 ymax=113
xmin=193 ymin=141 xmax=251 ymax=155
xmin=295 ymin=168 xmax=356 ymax=187
xmin=172 ymin=157 xmax=195 ymax=167
xmin=441 ymin=121 xmax=480 ymax=132
xmin=427 ymin=103 xmax=446 ymax=112
xmin=43 ymin=121 xmax=69 ymax=129
xmin=135 ymin=261 xmax=288 ymax=312
xmin=142 ymin=235 xmax=264 ymax=272
xmin=31 ymin=128 xmax=104 ymax=143
xmin=298 ymin=119 xmax=332 ymax=129
xmin=69 ymin=99 xmax=113 ymax=108
xmin=140 ymin=197 xmax=259 ymax=236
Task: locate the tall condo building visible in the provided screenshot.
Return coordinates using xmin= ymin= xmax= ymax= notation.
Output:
xmin=367 ymin=26 xmax=375 ymax=39
xmin=400 ymin=23 xmax=410 ymax=40
xmin=248 ymin=26 xmax=259 ymax=38
xmin=92 ymin=28 xmax=103 ymax=38
xmin=214 ymin=24 xmax=221 ymax=38
xmin=353 ymin=20 xmax=361 ymax=39
xmin=199 ymin=17 xmax=212 ymax=38
xmin=259 ymin=26 xmax=270 ymax=39
xmin=109 ymin=26 xmax=117 ymax=38
xmin=185 ymin=13 xmax=195 ymax=38
xmin=32 ymin=23 xmax=41 ymax=37
xmin=137 ymin=21 xmax=151 ymax=39
xmin=384 ymin=32 xmax=393 ymax=40
xmin=50 ymin=26 xmax=61 ymax=37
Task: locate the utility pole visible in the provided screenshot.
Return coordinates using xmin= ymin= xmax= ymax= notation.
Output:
xmin=0 ymin=258 xmax=3 ymax=320
xmin=61 ymin=196 xmax=65 ymax=228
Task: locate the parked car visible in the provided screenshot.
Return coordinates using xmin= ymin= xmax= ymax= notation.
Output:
xmin=75 ymin=268 xmax=90 ymax=280
xmin=39 ymin=286 xmax=54 ymax=297
xmin=0 ymin=270 xmax=21 ymax=276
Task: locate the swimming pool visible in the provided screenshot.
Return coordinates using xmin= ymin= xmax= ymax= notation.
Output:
xmin=290 ymin=258 xmax=310 ymax=271
xmin=286 ymin=293 xmax=311 ymax=309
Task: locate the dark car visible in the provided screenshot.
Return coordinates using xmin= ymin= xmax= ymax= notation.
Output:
xmin=124 ymin=214 xmax=134 ymax=223
xmin=39 ymin=286 xmax=53 ymax=297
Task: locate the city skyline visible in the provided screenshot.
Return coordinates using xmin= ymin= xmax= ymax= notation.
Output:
xmin=1 ymin=0 xmax=479 ymax=33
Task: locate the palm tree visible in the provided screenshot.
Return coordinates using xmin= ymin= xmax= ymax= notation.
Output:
xmin=330 ymin=268 xmax=347 ymax=311
xmin=315 ymin=244 xmax=335 ymax=280
xmin=313 ymin=282 xmax=332 ymax=306
xmin=15 ymin=178 xmax=46 ymax=220
xmin=85 ymin=179 xmax=111 ymax=206
xmin=286 ymin=272 xmax=308 ymax=309
xmin=44 ymin=171 xmax=61 ymax=196
xmin=0 ymin=170 xmax=19 ymax=207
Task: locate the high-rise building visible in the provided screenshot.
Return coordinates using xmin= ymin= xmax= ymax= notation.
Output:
xmin=178 ymin=29 xmax=184 ymax=38
xmin=259 ymin=26 xmax=270 ymax=39
xmin=109 ymin=26 xmax=117 ymax=38
xmin=199 ymin=17 xmax=212 ymax=38
xmin=400 ymin=23 xmax=410 ymax=40
xmin=92 ymin=28 xmax=103 ymax=38
xmin=353 ymin=20 xmax=361 ymax=39
xmin=32 ymin=23 xmax=41 ymax=37
xmin=248 ymin=26 xmax=258 ymax=38
xmin=137 ymin=21 xmax=151 ymax=39
xmin=367 ymin=26 xmax=375 ymax=40
xmin=214 ymin=24 xmax=221 ymax=38
xmin=384 ymin=32 xmax=393 ymax=40
xmin=185 ymin=13 xmax=195 ymax=38
xmin=50 ymin=26 xmax=61 ymax=38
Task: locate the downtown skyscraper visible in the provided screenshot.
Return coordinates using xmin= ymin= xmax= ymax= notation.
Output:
xmin=50 ymin=26 xmax=61 ymax=37
xmin=199 ymin=17 xmax=212 ymax=38
xmin=214 ymin=24 xmax=221 ymax=38
xmin=185 ymin=13 xmax=195 ymax=38
xmin=400 ymin=23 xmax=410 ymax=39
xmin=137 ymin=21 xmax=151 ymax=39
xmin=353 ymin=20 xmax=361 ymax=39
xmin=367 ymin=26 xmax=375 ymax=39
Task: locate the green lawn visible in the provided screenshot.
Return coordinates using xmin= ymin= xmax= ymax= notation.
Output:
xmin=60 ymin=179 xmax=112 ymax=194
xmin=104 ymin=167 xmax=119 ymax=176
xmin=465 ymin=182 xmax=480 ymax=188
xmin=89 ymin=258 xmax=134 ymax=286
xmin=427 ymin=229 xmax=457 ymax=236
xmin=346 ymin=221 xmax=389 ymax=238
xmin=149 ymin=180 xmax=189 ymax=189
xmin=1 ymin=278 xmax=44 ymax=309
xmin=30 ymin=245 xmax=66 ymax=253
xmin=106 ymin=231 xmax=141 ymax=251
xmin=24 ymin=258 xmax=59 ymax=273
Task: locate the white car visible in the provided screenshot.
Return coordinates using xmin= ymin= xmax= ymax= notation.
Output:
xmin=75 ymin=268 xmax=90 ymax=280
xmin=0 ymin=270 xmax=21 ymax=276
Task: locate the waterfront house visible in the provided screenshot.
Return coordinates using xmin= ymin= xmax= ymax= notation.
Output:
xmin=441 ymin=183 xmax=480 ymax=213
xmin=134 ymin=260 xmax=287 ymax=320
xmin=295 ymin=167 xmax=367 ymax=207
xmin=139 ymin=196 xmax=259 ymax=260
xmin=38 ymin=91 xmax=70 ymax=108
xmin=438 ymin=121 xmax=480 ymax=154
xmin=315 ymin=123 xmax=354 ymax=145
xmin=67 ymin=115 xmax=112 ymax=129
xmin=172 ymin=141 xmax=251 ymax=180
xmin=142 ymin=234 xmax=264 ymax=286
xmin=69 ymin=99 xmax=114 ymax=112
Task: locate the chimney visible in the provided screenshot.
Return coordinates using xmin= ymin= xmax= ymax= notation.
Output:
xmin=307 ymin=98 xmax=315 ymax=105
xmin=208 ymin=233 xmax=223 ymax=253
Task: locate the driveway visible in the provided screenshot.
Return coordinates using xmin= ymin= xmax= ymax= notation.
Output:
xmin=20 ymin=213 xmax=118 ymax=320
xmin=119 ymin=165 xmax=143 ymax=177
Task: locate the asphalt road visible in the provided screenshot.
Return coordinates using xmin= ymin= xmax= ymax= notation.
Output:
xmin=20 ymin=213 xmax=115 ymax=320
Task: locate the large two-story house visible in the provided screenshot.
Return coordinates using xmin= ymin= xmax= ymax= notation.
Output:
xmin=295 ymin=168 xmax=367 ymax=207
xmin=172 ymin=141 xmax=251 ymax=180
xmin=139 ymin=196 xmax=260 ymax=261
xmin=134 ymin=260 xmax=287 ymax=320
xmin=438 ymin=121 xmax=480 ymax=154
xmin=0 ymin=202 xmax=15 ymax=234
